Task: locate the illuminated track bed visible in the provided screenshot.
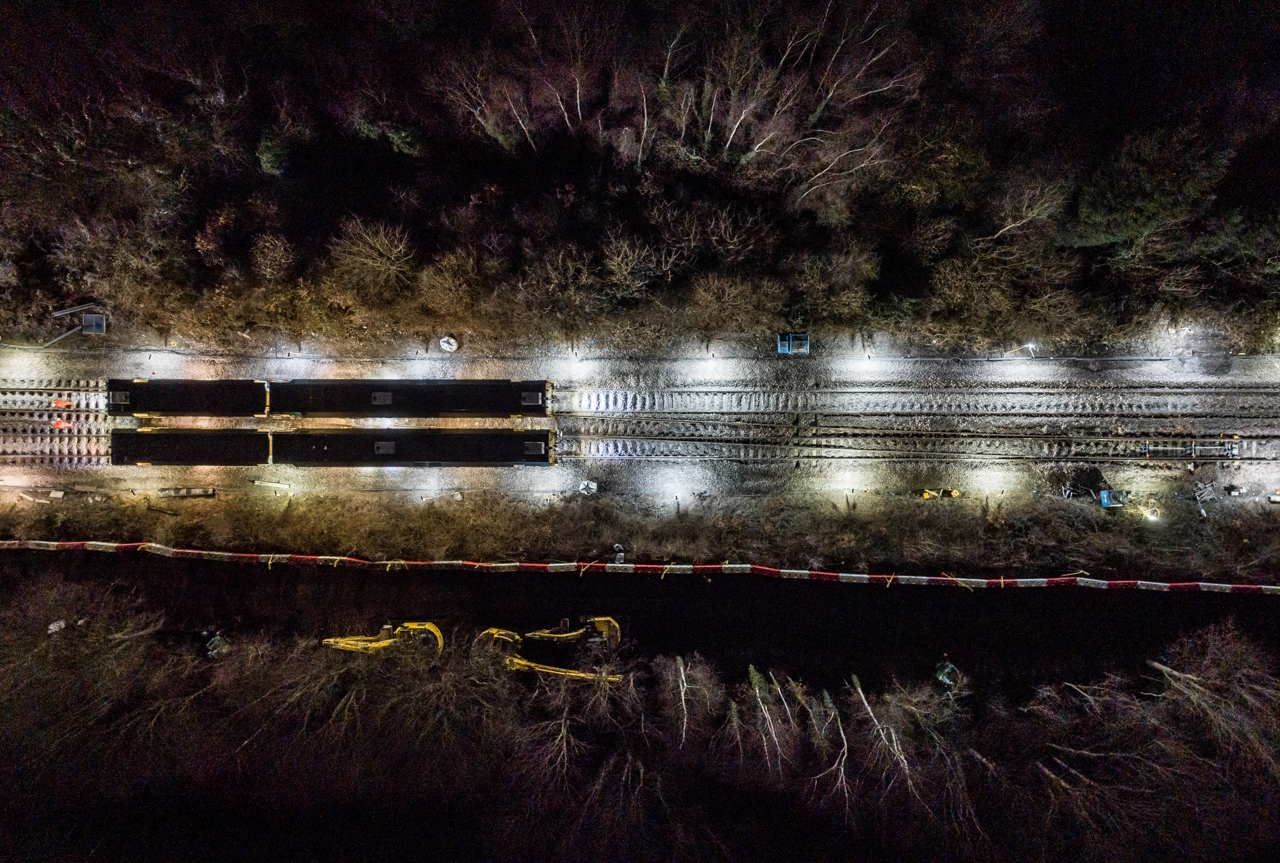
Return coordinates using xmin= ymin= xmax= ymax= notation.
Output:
xmin=0 ymin=432 xmax=111 ymax=465
xmin=3 ymin=378 xmax=1279 ymax=469
xmin=558 ymin=433 xmax=1269 ymax=462
xmin=554 ymin=383 xmax=1280 ymax=464
xmin=556 ymin=411 xmax=1271 ymax=463
xmin=555 ymin=385 xmax=1280 ymax=422
xmin=0 ymin=381 xmax=111 ymax=464
xmin=0 ymin=380 xmax=107 ymax=413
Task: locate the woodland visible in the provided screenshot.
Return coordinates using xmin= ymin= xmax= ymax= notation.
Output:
xmin=2 ymin=0 xmax=1279 ymax=349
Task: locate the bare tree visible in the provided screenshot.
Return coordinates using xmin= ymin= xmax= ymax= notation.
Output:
xmin=978 ymin=178 xmax=1067 ymax=242
xmin=439 ymin=56 xmax=514 ymax=150
xmin=329 ymin=218 xmax=415 ymax=299
xmin=637 ymin=2 xmax=916 ymax=205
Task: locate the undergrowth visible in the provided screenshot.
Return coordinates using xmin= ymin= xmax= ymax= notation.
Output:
xmin=3 ymin=491 xmax=1279 ymax=583
xmin=1 ymin=574 xmax=1277 ymax=861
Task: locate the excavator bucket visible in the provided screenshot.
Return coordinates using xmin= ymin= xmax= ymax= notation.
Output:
xmin=394 ymin=622 xmax=445 ymax=660
xmin=475 ymin=627 xmax=522 ymax=651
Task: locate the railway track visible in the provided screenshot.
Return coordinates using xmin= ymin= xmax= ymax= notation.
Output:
xmin=2 ymin=379 xmax=1279 ymax=467
xmin=554 ymin=385 xmax=1280 ymax=462
xmin=557 ymin=432 xmax=1268 ymax=462
xmin=0 ymin=429 xmax=111 ymax=464
xmin=554 ymin=385 xmax=1280 ymax=422
xmin=0 ymin=379 xmax=107 ymax=411
xmin=0 ymin=381 xmax=111 ymax=464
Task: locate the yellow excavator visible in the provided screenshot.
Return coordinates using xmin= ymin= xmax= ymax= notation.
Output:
xmin=477 ymin=616 xmax=622 ymax=683
xmin=323 ymin=621 xmax=444 ymax=659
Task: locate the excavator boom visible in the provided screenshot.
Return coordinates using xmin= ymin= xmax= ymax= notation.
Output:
xmin=506 ymin=655 xmax=622 ymax=683
xmin=323 ymin=622 xmax=443 ymax=658
xmin=475 ymin=616 xmax=623 ymax=683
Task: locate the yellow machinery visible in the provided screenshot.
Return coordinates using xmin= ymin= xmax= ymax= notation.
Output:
xmin=921 ymin=488 xmax=960 ymax=500
xmin=505 ymin=655 xmax=620 ymax=682
xmin=324 ymin=621 xmax=444 ymax=659
xmin=525 ymin=616 xmax=621 ymax=649
xmin=476 ymin=616 xmax=622 ymax=683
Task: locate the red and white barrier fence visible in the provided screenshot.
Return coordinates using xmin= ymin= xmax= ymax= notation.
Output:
xmin=3 ymin=539 xmax=1278 ymax=594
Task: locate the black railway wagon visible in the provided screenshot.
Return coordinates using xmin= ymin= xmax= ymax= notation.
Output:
xmin=110 ymin=430 xmax=270 ymax=466
xmin=109 ymin=430 xmax=554 ymax=466
xmin=106 ymin=379 xmax=551 ymax=418
xmin=107 ymin=379 xmax=266 ymax=417
xmin=272 ymin=430 xmax=555 ymax=466
xmin=270 ymin=379 xmax=550 ymax=417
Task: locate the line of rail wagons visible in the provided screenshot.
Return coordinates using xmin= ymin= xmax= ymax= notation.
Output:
xmin=106 ymin=379 xmax=551 ymax=418
xmin=106 ymin=379 xmax=554 ymax=467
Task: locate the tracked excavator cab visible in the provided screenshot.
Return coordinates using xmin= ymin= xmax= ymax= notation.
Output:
xmin=523 ymin=616 xmax=621 ymax=650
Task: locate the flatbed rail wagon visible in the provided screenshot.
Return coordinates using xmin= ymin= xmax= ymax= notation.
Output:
xmin=110 ymin=429 xmax=556 ymax=467
xmin=106 ymin=379 xmax=551 ymax=418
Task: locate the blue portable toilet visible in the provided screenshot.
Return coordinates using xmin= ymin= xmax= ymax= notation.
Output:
xmin=777 ymin=333 xmax=810 ymax=356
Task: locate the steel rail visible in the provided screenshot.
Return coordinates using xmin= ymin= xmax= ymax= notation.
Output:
xmin=555 ymin=454 xmax=1260 ymax=463
xmin=558 ymin=406 xmax=1280 ymax=419
xmin=0 ymin=455 xmax=112 ymax=464
xmin=557 ymin=435 xmax=1272 ymax=463
xmin=560 ymin=432 xmax=1262 ymax=451
xmin=555 ymin=384 xmax=1280 ymax=393
xmin=553 ymin=386 xmax=1280 ymax=418
xmin=557 ymin=416 xmax=1270 ymax=440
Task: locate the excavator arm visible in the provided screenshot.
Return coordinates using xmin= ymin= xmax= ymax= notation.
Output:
xmin=324 ymin=622 xmax=443 ymax=659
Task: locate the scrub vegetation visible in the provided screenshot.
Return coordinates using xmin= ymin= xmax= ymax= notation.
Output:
xmin=3 ymin=573 xmax=1278 ymax=861
xmin=3 ymin=0 xmax=1279 ymax=351
xmin=4 ymin=488 xmax=1280 ymax=584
